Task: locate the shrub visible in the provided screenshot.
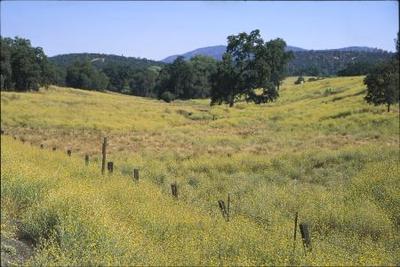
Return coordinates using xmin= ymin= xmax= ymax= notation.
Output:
xmin=294 ymin=76 xmax=305 ymax=84
xmin=323 ymin=87 xmax=336 ymax=96
xmin=160 ymin=91 xmax=175 ymax=103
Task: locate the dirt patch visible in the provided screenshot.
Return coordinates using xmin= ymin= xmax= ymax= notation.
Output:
xmin=1 ymin=221 xmax=35 ymax=266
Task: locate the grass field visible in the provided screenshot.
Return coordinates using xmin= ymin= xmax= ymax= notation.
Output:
xmin=1 ymin=76 xmax=399 ymax=265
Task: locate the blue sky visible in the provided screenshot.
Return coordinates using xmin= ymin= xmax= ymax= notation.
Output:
xmin=1 ymin=1 xmax=398 ymax=60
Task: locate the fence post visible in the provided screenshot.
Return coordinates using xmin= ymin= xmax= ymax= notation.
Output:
xmin=133 ymin=169 xmax=139 ymax=181
xmin=292 ymin=212 xmax=299 ymax=256
xmin=218 ymin=200 xmax=229 ymax=222
xmin=67 ymin=149 xmax=72 ymax=157
xmin=107 ymin=161 xmax=114 ymax=173
xmin=171 ymin=182 xmax=178 ymax=198
xmin=299 ymin=223 xmax=312 ymax=253
xmin=85 ymin=155 xmax=89 ymax=166
xmin=101 ymin=137 xmax=107 ymax=175
xmin=227 ymin=193 xmax=231 ymax=222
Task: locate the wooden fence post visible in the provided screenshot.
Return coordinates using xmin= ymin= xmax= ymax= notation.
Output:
xmin=101 ymin=137 xmax=107 ymax=175
xmin=292 ymin=212 xmax=299 ymax=255
xmin=227 ymin=193 xmax=231 ymax=222
xmin=107 ymin=162 xmax=114 ymax=173
xmin=299 ymin=223 xmax=312 ymax=253
xmin=218 ymin=200 xmax=229 ymax=222
xmin=171 ymin=182 xmax=178 ymax=198
xmin=133 ymin=169 xmax=139 ymax=181
xmin=85 ymin=155 xmax=89 ymax=166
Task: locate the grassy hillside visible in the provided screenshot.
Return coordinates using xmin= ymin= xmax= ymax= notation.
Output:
xmin=1 ymin=76 xmax=399 ymax=265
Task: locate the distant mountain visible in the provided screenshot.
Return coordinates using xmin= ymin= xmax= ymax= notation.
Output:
xmin=286 ymin=46 xmax=308 ymax=52
xmin=162 ymin=45 xmax=306 ymax=63
xmin=162 ymin=45 xmax=393 ymax=75
xmin=50 ymin=53 xmax=164 ymax=70
xmin=162 ymin=46 xmax=226 ymax=63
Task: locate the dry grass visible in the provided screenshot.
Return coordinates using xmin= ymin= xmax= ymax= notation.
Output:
xmin=1 ymin=76 xmax=399 ymax=265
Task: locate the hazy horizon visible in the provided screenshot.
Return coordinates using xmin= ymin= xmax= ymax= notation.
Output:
xmin=1 ymin=1 xmax=398 ymax=60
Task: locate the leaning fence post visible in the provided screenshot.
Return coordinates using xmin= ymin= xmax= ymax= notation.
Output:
xmin=107 ymin=162 xmax=114 ymax=174
xmin=133 ymin=169 xmax=139 ymax=181
xmin=85 ymin=155 xmax=89 ymax=166
xmin=292 ymin=212 xmax=299 ymax=255
xmin=299 ymin=223 xmax=312 ymax=253
xmin=101 ymin=137 xmax=107 ymax=175
xmin=218 ymin=200 xmax=229 ymax=222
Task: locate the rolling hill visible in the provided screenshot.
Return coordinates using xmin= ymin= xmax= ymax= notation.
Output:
xmin=1 ymin=76 xmax=399 ymax=265
xmin=162 ymin=45 xmax=307 ymax=63
xmin=49 ymin=53 xmax=165 ymax=70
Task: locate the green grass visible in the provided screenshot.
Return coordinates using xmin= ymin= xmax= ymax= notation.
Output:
xmin=1 ymin=76 xmax=399 ymax=265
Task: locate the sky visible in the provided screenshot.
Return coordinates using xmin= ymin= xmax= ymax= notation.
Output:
xmin=1 ymin=1 xmax=398 ymax=60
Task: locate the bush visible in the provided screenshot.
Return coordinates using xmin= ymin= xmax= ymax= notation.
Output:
xmin=160 ymin=91 xmax=176 ymax=103
xmin=294 ymin=76 xmax=305 ymax=84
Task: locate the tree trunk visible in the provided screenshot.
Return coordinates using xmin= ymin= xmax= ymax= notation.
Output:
xmin=229 ymin=94 xmax=234 ymax=107
xmin=387 ymin=104 xmax=391 ymax=112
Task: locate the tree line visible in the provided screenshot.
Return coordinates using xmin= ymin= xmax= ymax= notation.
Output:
xmin=1 ymin=31 xmax=398 ymax=110
xmin=1 ymin=37 xmax=57 ymax=91
xmin=1 ymin=31 xmax=292 ymax=107
xmin=287 ymin=50 xmax=392 ymax=77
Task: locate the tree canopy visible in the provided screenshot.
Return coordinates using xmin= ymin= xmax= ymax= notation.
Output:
xmin=364 ymin=33 xmax=399 ymax=112
xmin=210 ymin=30 xmax=292 ymax=107
xmin=0 ymin=36 xmax=57 ymax=91
xmin=66 ymin=60 xmax=109 ymax=91
xmin=155 ymin=55 xmax=218 ymax=101
xmin=337 ymin=61 xmax=377 ymax=76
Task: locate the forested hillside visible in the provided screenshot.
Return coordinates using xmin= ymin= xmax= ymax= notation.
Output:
xmin=162 ymin=45 xmax=393 ymax=76
xmin=286 ymin=50 xmax=392 ymax=76
xmin=49 ymin=53 xmax=164 ymax=70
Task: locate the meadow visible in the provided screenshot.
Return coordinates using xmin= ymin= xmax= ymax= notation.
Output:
xmin=1 ymin=76 xmax=399 ymax=265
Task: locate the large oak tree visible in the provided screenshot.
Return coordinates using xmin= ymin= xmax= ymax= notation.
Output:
xmin=210 ymin=30 xmax=292 ymax=107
